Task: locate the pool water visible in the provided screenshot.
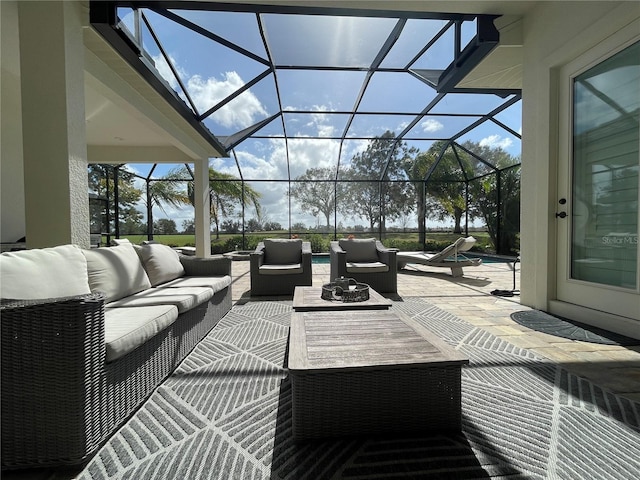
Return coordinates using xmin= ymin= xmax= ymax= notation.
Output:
xmin=311 ymin=253 xmax=515 ymax=264
xmin=465 ymin=253 xmax=518 ymax=264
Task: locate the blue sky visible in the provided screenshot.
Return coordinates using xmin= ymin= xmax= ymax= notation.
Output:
xmin=118 ymin=7 xmax=522 ymax=230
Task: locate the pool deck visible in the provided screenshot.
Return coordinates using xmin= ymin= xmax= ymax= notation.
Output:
xmin=231 ymin=257 xmax=640 ymax=403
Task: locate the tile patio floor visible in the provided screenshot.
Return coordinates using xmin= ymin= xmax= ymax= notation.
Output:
xmin=231 ymin=257 xmax=640 ymax=403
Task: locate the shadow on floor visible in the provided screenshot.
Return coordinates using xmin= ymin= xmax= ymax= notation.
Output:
xmin=398 ymin=268 xmax=492 ymax=287
xmin=270 ymin=378 xmax=518 ymax=479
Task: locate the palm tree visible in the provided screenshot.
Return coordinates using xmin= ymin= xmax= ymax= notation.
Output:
xmin=191 ymin=168 xmax=262 ymax=239
xmin=159 ymin=166 xmax=261 ymax=240
xmin=148 ymin=177 xmax=190 ymax=214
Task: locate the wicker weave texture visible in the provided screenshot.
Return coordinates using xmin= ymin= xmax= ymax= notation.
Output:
xmin=290 ymin=365 xmax=462 ymax=440
xmin=329 ymin=241 xmax=398 ymax=293
xmin=250 ymin=241 xmax=313 ymax=296
xmin=1 ymin=287 xmax=232 ymax=469
xmin=1 ymin=294 xmax=107 ymax=467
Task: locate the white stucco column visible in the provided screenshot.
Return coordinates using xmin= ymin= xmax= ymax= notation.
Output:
xmin=1 ymin=1 xmax=26 ymax=244
xmin=193 ymin=159 xmax=211 ymax=257
xmin=18 ymin=1 xmax=89 ymax=248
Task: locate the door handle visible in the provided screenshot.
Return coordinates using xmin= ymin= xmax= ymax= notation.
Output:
xmin=555 ymin=211 xmax=567 ymax=218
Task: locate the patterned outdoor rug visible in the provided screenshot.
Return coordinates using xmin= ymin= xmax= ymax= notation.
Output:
xmin=66 ymin=299 xmax=638 ymax=479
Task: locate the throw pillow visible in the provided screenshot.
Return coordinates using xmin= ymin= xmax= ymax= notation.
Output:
xmin=263 ymin=239 xmax=302 ymax=264
xmin=0 ymin=244 xmax=91 ymax=300
xmin=83 ymin=243 xmax=152 ymax=302
xmin=136 ymin=243 xmax=185 ymax=286
xmin=338 ymin=238 xmax=378 ymax=262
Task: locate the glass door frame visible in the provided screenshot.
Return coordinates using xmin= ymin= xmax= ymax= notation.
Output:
xmin=555 ymin=32 xmax=640 ymax=321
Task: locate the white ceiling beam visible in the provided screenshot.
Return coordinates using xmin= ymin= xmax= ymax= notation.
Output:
xmin=87 ymin=145 xmax=197 ymax=164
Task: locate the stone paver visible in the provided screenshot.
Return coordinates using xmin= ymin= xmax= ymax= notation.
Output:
xmin=231 ymin=257 xmax=640 ymax=402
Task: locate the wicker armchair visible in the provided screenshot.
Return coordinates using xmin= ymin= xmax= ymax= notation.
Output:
xmin=250 ymin=239 xmax=312 ymax=295
xmin=330 ymin=238 xmax=397 ymax=293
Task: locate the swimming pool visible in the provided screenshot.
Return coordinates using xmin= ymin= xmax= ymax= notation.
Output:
xmin=312 ymin=253 xmax=516 ymax=264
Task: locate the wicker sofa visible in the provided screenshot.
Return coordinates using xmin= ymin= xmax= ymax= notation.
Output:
xmin=0 ymin=242 xmax=232 ymax=469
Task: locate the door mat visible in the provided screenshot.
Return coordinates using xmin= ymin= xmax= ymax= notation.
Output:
xmin=510 ymin=310 xmax=640 ymax=346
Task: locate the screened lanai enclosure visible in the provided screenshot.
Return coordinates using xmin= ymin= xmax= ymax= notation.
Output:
xmin=88 ymin=2 xmax=522 ymax=255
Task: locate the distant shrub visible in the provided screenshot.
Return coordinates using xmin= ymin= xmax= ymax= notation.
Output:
xmin=305 ymin=234 xmax=330 ymax=253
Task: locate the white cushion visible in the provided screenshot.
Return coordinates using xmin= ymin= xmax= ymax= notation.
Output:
xmin=106 ymin=286 xmax=212 ymax=313
xmin=0 ymin=244 xmax=91 ymax=300
xmin=137 ymin=243 xmax=185 ymax=286
xmin=339 ymin=238 xmax=378 ymax=262
xmin=259 ymin=263 xmax=303 ymax=275
xmin=346 ymin=261 xmax=389 ymax=273
xmin=110 ymin=238 xmax=132 ymax=246
xmin=160 ymin=275 xmax=232 ymax=293
xmin=82 ymin=244 xmax=151 ymax=303
xmin=104 ymin=305 xmax=178 ymax=362
xmin=459 ymin=236 xmax=477 ymax=252
xmin=263 ymin=239 xmax=302 ymax=264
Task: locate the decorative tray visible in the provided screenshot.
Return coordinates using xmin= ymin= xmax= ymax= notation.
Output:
xmin=321 ymin=279 xmax=370 ymax=302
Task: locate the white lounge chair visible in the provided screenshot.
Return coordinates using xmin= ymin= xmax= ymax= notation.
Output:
xmin=397 ymin=236 xmax=482 ymax=277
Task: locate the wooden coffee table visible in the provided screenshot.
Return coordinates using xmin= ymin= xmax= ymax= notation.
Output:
xmin=288 ymin=309 xmax=469 ymax=440
xmin=292 ymin=286 xmax=392 ymax=311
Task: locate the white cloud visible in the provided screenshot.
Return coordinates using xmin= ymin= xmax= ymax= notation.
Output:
xmin=153 ymin=54 xmax=266 ymax=129
xmin=188 ymin=72 xmax=267 ymax=128
xmin=152 ymin=54 xmax=186 ymax=90
xmin=212 ymin=137 xmax=343 ymax=225
xmin=421 ymin=118 xmax=444 ymax=133
xmin=479 ymin=134 xmax=513 ymax=150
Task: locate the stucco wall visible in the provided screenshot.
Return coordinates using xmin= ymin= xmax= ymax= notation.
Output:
xmin=520 ymin=2 xmax=640 ymax=319
xmin=17 ymin=1 xmax=90 ymax=248
xmin=0 ymin=1 xmax=26 ymax=244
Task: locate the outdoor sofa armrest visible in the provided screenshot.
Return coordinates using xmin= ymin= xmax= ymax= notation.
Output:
xmin=301 ymin=241 xmax=312 ymax=266
xmin=329 ymin=241 xmax=345 ymax=255
xmin=329 ymin=242 xmax=346 ymax=264
xmin=329 ymin=241 xmax=347 ymax=280
xmin=1 ymin=292 xmax=108 ymax=466
xmin=250 ymin=242 xmax=266 ymax=269
xmin=179 ymin=254 xmax=231 ymax=277
xmin=375 ymin=240 xmax=397 ymax=265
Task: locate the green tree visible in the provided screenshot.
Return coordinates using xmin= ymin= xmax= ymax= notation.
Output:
xmin=405 ymin=150 xmax=444 ymax=245
xmin=167 ymin=166 xmax=262 ymax=239
xmin=410 ymin=141 xmax=475 ymax=235
xmin=290 ymin=167 xmax=338 ymax=228
xmin=148 ymin=178 xmax=190 ymax=217
xmin=462 ymin=142 xmax=521 ymax=254
xmin=205 ymin=170 xmax=261 ymax=239
xmin=343 ymin=131 xmax=416 ymax=233
xmin=292 ymin=222 xmax=307 ymax=231
xmin=182 ymin=219 xmax=195 ymax=234
xmin=246 ymin=218 xmax=261 ymax=232
xmin=88 ymin=165 xmax=144 ymax=234
xmin=154 ymin=218 xmax=178 ymax=235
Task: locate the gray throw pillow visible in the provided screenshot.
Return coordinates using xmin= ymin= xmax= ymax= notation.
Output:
xmin=338 ymin=238 xmax=378 ymax=262
xmin=263 ymin=239 xmax=302 ymax=264
xmin=136 ymin=243 xmax=185 ymax=286
xmin=83 ymin=243 xmax=152 ymax=302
